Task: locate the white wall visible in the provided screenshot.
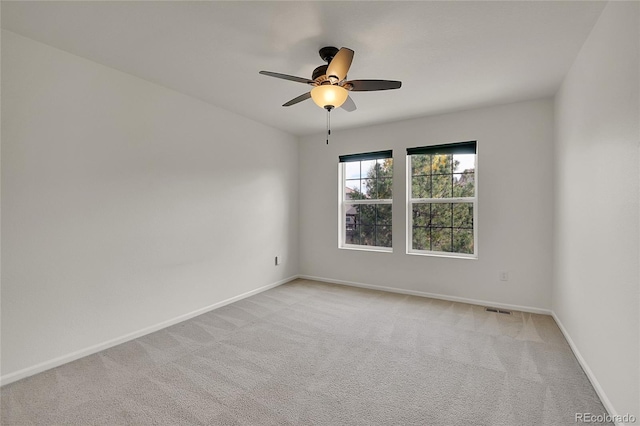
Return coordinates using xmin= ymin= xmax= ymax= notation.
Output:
xmin=1 ymin=30 xmax=299 ymax=380
xmin=553 ymin=1 xmax=639 ymax=420
xmin=299 ymin=98 xmax=554 ymax=311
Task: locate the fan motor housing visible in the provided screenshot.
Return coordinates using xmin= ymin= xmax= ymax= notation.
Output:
xmin=312 ymin=65 xmax=328 ymax=82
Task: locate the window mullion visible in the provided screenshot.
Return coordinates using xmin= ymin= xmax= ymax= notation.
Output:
xmin=349 ymin=199 xmax=392 ymax=205
xmin=429 ymin=202 xmax=433 ymax=251
xmin=411 ymin=197 xmax=474 ymax=204
xmin=450 ymin=202 xmax=454 ymax=251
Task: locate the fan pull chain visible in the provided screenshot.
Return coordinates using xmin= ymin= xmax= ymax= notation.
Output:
xmin=326 ymin=108 xmax=331 ymax=145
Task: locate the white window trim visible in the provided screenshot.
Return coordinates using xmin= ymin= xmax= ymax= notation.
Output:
xmin=338 ymin=162 xmax=393 ymax=252
xmin=405 ymin=153 xmax=478 ymax=259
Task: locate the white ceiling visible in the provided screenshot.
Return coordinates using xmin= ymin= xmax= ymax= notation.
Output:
xmin=2 ymin=1 xmax=605 ymax=136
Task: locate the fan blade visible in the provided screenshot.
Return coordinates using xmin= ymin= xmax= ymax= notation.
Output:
xmin=346 ymin=80 xmax=402 ymax=92
xmin=326 ymin=48 xmax=354 ymax=83
xmin=259 ymin=71 xmax=314 ymax=85
xmin=283 ymin=92 xmax=311 ymax=107
xmin=341 ymin=95 xmax=357 ymax=112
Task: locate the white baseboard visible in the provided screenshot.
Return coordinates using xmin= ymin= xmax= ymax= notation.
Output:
xmin=551 ymin=312 xmax=621 ymax=425
xmin=0 ymin=275 xmax=297 ymax=387
xmin=298 ymin=274 xmax=552 ymax=315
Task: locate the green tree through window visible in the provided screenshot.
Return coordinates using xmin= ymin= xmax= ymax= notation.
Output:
xmin=340 ymin=151 xmax=393 ymax=249
xmin=408 ymin=142 xmax=476 ymax=256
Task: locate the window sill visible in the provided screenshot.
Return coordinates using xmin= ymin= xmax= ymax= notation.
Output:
xmin=406 ymin=250 xmax=477 ymax=260
xmin=339 ymin=245 xmax=393 ymax=253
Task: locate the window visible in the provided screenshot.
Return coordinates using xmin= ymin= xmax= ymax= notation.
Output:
xmin=407 ymin=141 xmax=477 ymax=258
xmin=339 ymin=150 xmax=393 ymax=251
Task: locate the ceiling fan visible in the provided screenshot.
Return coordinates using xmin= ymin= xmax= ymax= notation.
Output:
xmin=259 ymin=46 xmax=402 ymax=112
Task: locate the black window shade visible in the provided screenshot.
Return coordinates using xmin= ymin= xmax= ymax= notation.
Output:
xmin=407 ymin=141 xmax=476 ymax=156
xmin=339 ymin=150 xmax=393 ymax=163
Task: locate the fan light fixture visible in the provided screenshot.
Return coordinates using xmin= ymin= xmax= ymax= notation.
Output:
xmin=310 ymin=84 xmax=348 ymax=110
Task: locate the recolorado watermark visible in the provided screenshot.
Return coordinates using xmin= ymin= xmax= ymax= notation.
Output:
xmin=576 ymin=413 xmax=637 ymax=423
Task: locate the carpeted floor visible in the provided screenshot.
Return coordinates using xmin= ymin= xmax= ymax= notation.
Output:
xmin=1 ymin=279 xmax=611 ymax=425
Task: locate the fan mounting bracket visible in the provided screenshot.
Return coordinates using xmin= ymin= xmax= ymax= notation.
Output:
xmin=319 ymin=46 xmax=339 ymax=63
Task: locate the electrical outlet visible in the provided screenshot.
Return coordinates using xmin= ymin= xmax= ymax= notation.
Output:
xmin=499 ymin=271 xmax=509 ymax=282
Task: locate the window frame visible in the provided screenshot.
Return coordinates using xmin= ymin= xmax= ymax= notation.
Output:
xmin=338 ymin=151 xmax=393 ymax=252
xmin=406 ymin=142 xmax=478 ymax=259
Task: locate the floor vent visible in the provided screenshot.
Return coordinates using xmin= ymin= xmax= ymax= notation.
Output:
xmin=485 ymin=307 xmax=512 ymax=315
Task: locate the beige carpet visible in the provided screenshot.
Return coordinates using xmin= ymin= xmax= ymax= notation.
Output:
xmin=1 ymin=279 xmax=611 ymax=425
